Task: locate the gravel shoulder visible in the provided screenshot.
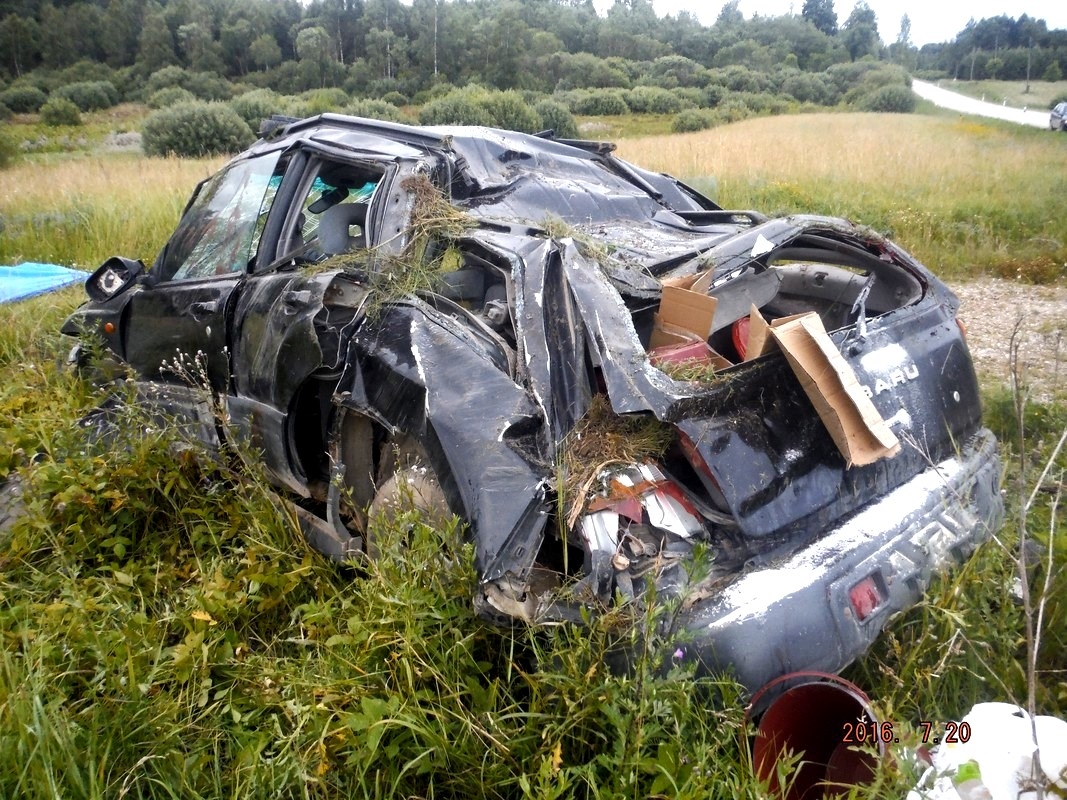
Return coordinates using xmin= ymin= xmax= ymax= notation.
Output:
xmin=951 ymin=278 xmax=1067 ymax=402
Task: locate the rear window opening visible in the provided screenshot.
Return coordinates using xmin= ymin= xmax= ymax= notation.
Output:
xmin=642 ymin=231 xmax=925 ymax=367
xmin=766 ymin=231 xmax=924 ymax=321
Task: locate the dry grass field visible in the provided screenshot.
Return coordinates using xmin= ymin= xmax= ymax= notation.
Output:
xmin=0 ymin=153 xmax=224 ymax=267
xmin=617 ymin=112 xmax=1066 ymax=279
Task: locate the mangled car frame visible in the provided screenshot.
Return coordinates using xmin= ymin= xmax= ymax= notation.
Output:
xmin=64 ymin=114 xmax=1003 ymax=692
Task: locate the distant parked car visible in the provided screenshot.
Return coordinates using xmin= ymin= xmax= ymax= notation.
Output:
xmin=1051 ymin=101 xmax=1067 ymax=131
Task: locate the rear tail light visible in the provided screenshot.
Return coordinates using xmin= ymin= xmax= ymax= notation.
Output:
xmin=848 ymin=573 xmax=886 ymax=621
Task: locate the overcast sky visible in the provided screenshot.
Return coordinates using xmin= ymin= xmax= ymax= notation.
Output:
xmin=590 ymin=0 xmax=1067 ymax=47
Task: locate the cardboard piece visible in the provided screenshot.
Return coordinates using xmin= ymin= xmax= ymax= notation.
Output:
xmin=770 ymin=313 xmax=901 ymax=467
xmin=744 ymin=305 xmax=773 ymax=361
xmin=743 ymin=305 xmax=808 ymax=361
xmin=650 ymin=283 xmax=718 ymax=349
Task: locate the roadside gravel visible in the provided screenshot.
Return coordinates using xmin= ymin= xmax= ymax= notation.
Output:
xmin=951 ymin=278 xmax=1067 ymax=402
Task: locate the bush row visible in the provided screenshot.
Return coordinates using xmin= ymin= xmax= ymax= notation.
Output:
xmin=141 ymin=86 xmax=580 ymax=157
xmin=4 ymin=61 xmax=917 ymax=157
xmin=1 ymin=59 xmax=918 ymax=117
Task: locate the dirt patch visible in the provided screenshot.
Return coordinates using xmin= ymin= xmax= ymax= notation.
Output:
xmin=952 ymin=278 xmax=1067 ymax=401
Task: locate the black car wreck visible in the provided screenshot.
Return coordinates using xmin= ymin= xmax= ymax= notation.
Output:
xmin=63 ymin=114 xmax=1003 ymax=693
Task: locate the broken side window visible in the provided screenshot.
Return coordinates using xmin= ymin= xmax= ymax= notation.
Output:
xmin=156 ymin=152 xmax=287 ymax=282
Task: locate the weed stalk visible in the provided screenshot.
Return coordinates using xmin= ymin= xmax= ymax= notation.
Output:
xmin=1009 ymin=317 xmax=1065 ymax=800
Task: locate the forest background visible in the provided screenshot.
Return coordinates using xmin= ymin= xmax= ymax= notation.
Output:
xmin=1 ymin=0 xmax=1066 ymax=154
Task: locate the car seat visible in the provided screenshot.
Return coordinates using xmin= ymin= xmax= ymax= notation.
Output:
xmin=317 ymin=203 xmax=368 ymax=254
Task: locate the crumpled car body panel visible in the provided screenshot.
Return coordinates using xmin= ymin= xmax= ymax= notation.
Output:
xmin=62 ymin=114 xmax=1003 ymax=692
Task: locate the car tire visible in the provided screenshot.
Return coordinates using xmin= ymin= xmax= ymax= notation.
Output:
xmin=365 ymin=435 xmax=451 ymax=558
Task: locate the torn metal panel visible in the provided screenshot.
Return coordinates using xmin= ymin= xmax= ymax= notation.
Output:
xmin=338 ymin=298 xmax=551 ymax=581
xmin=510 ymin=238 xmax=594 ymax=440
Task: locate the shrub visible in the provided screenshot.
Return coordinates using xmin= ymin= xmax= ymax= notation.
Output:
xmin=280 ymin=98 xmax=315 ymax=119
xmin=825 ymin=61 xmax=882 ymax=96
xmin=717 ymin=98 xmax=754 ymax=123
xmin=568 ymin=88 xmax=630 ymax=116
xmin=646 ymin=54 xmax=709 ymax=89
xmin=552 ymin=52 xmax=632 ymax=91
xmin=426 ymin=82 xmax=457 ymax=99
xmin=702 ymin=84 xmax=727 ymax=108
xmin=777 ymin=71 xmax=834 ymax=105
xmin=672 ymin=87 xmax=704 ymax=108
xmin=418 ymin=93 xmax=493 ymax=126
xmin=185 ymin=72 xmax=235 ymax=101
xmin=229 ymin=89 xmax=286 ymax=131
xmin=143 ymin=66 xmax=188 ymax=94
xmin=143 ymin=67 xmax=233 ymax=102
xmin=707 ymin=65 xmax=771 ymax=93
xmin=298 ymin=87 xmax=349 ymax=114
xmin=419 ymin=87 xmax=541 ymax=131
xmin=141 ymin=101 xmax=254 ymax=157
xmin=147 ymin=86 xmax=196 ymax=109
xmin=835 ymin=63 xmax=910 ymax=105
xmin=857 ymin=84 xmax=916 ymax=113
xmin=0 ymin=101 xmax=10 ymax=121
xmin=672 ymin=109 xmax=716 ymax=133
xmin=53 ymin=81 xmax=119 ymax=112
xmin=534 ymin=98 xmax=579 ymax=138
xmin=625 ymin=86 xmax=689 ymax=114
xmin=479 ymin=90 xmax=540 ymax=132
xmin=57 ymin=59 xmax=117 ymax=86
xmin=0 ymin=85 xmax=48 ymax=113
xmin=731 ymin=91 xmax=791 ymax=115
xmin=343 ymin=98 xmax=407 ymax=123
xmin=411 ymin=82 xmax=455 ymax=106
xmin=381 ymin=91 xmax=409 ymax=107
xmin=0 ymin=124 xmax=15 ymax=168
xmin=366 ymin=77 xmax=403 ymax=99
xmin=39 ymin=97 xmax=82 ymax=126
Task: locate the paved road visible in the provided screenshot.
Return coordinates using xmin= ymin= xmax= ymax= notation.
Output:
xmin=911 ymin=79 xmax=1050 ymax=129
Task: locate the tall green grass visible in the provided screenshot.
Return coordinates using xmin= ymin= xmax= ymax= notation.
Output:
xmin=0 ymin=295 xmax=1055 ymax=797
xmin=0 ymin=295 xmax=783 ymax=797
xmin=0 ymin=115 xmax=1064 ymax=797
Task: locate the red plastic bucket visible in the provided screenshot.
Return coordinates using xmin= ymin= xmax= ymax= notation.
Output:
xmin=748 ymin=672 xmax=885 ymax=800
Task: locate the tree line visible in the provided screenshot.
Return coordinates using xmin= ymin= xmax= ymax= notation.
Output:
xmin=0 ymin=0 xmax=1064 ymax=102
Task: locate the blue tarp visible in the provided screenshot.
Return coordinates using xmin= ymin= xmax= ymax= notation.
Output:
xmin=0 ymin=263 xmax=89 ymax=304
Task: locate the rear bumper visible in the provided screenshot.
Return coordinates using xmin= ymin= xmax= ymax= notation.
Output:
xmin=675 ymin=428 xmax=1002 ymax=693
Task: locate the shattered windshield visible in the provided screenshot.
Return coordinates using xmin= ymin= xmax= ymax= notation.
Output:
xmin=155 ymin=152 xmax=286 ymax=282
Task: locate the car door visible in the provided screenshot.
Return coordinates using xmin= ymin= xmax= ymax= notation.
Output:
xmin=222 ymin=152 xmax=395 ymax=493
xmin=121 ymin=150 xmax=289 ymax=393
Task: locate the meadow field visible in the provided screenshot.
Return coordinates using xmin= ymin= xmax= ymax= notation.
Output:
xmin=0 ymin=111 xmax=1064 ymax=798
xmin=617 ymin=112 xmax=1067 ymax=281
